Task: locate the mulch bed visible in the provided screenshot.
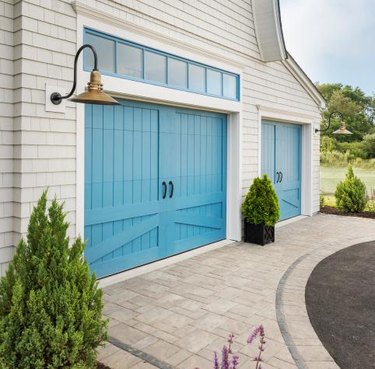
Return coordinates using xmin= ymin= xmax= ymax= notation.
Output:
xmin=97 ymin=362 xmax=111 ymax=369
xmin=320 ymin=206 xmax=375 ymax=219
xmin=305 ymin=241 xmax=375 ymax=369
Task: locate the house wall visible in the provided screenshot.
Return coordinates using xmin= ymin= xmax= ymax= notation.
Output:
xmin=0 ymin=0 xmax=321 ymax=275
xmin=0 ymin=0 xmax=16 ymax=275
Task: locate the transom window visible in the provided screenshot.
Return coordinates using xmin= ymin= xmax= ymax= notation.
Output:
xmin=84 ymin=28 xmax=240 ymax=101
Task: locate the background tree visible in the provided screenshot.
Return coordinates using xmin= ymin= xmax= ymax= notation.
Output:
xmin=362 ymin=133 xmax=375 ymax=158
xmin=317 ymin=83 xmax=375 ymax=141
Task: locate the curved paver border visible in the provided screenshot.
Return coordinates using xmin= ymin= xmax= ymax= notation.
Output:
xmin=276 ymin=232 xmax=375 ymax=369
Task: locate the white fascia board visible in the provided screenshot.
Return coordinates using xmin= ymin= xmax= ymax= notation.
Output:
xmin=252 ymin=0 xmax=287 ymax=62
xmin=282 ymin=57 xmax=326 ymax=109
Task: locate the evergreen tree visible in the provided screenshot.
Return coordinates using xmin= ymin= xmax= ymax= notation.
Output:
xmin=335 ymin=165 xmax=367 ymax=212
xmin=0 ymin=192 xmax=107 ymax=369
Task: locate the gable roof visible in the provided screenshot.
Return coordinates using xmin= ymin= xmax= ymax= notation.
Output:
xmin=252 ymin=0 xmax=326 ymax=108
xmin=283 ymin=54 xmax=326 ymax=108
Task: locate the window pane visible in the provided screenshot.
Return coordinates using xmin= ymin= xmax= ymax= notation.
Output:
xmin=118 ymin=44 xmax=143 ymax=78
xmin=223 ymin=74 xmax=237 ymax=99
xmin=168 ymin=58 xmax=187 ymax=88
xmin=188 ymin=64 xmax=205 ymax=92
xmin=84 ymin=33 xmax=115 ymax=73
xmin=207 ymin=69 xmax=222 ymax=95
xmin=144 ymin=51 xmax=166 ymax=83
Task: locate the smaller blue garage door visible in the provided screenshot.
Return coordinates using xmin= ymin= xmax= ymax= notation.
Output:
xmin=261 ymin=121 xmax=302 ymax=221
xmin=84 ymin=100 xmax=227 ymax=278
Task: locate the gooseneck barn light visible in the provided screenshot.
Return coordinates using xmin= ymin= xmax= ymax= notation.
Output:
xmin=315 ymin=111 xmax=352 ymax=135
xmin=50 ymin=44 xmax=119 ymax=106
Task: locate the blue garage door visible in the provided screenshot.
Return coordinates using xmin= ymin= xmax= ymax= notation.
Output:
xmin=261 ymin=121 xmax=302 ymax=221
xmin=84 ymin=100 xmax=227 ymax=278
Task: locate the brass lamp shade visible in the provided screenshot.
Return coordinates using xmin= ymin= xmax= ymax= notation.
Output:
xmin=69 ymin=70 xmax=119 ymax=105
xmin=333 ymin=122 xmax=353 ymax=135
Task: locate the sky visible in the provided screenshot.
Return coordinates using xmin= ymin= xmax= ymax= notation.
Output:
xmin=279 ymin=0 xmax=375 ymax=96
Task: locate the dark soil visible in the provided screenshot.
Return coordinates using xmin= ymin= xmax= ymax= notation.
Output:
xmin=320 ymin=206 xmax=375 ymax=219
xmin=305 ymin=241 xmax=375 ymax=369
xmin=97 ymin=362 xmax=112 ymax=369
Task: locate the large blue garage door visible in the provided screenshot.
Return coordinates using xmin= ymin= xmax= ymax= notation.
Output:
xmin=84 ymin=99 xmax=227 ymax=278
xmin=262 ymin=121 xmax=302 ymax=221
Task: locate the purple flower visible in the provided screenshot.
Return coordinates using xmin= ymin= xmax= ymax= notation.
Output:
xmin=230 ymin=354 xmax=239 ymax=369
xmin=221 ymin=345 xmax=229 ymax=369
xmin=247 ymin=325 xmax=265 ymax=344
xmin=213 ymin=352 xmax=219 ymax=369
xmin=227 ymin=333 xmax=234 ymax=345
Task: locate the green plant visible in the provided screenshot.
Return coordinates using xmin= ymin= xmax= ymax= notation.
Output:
xmin=362 ymin=133 xmax=375 ymax=158
xmin=0 ymin=192 xmax=107 ymax=369
xmin=335 ymin=165 xmax=367 ymax=212
xmin=365 ymin=187 xmax=375 ymax=212
xmin=365 ymin=199 xmax=375 ymax=212
xmin=241 ymin=175 xmax=280 ymax=226
xmin=320 ymin=135 xmax=337 ymax=152
xmin=337 ymin=141 xmax=366 ymax=159
xmin=320 ymin=149 xmax=352 ymax=167
xmin=320 ymin=194 xmax=325 ymax=208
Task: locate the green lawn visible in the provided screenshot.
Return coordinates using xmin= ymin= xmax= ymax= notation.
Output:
xmin=321 ymin=166 xmax=375 ymax=195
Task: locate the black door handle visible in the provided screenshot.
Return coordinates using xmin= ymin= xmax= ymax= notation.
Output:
xmin=162 ymin=181 xmax=167 ymax=199
xmin=280 ymin=172 xmax=283 ymax=183
xmin=276 ymin=171 xmax=280 ymax=183
xmin=169 ymin=180 xmax=174 ymax=198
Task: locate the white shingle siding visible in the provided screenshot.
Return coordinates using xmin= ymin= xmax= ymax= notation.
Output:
xmin=0 ymin=0 xmax=322 ymax=275
xmin=1 ymin=0 xmax=77 ymax=274
xmin=0 ymin=0 xmax=16 ymax=272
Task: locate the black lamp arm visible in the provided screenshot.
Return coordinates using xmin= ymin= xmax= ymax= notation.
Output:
xmin=50 ymin=44 xmax=98 ymax=105
xmin=315 ymin=111 xmax=345 ymax=134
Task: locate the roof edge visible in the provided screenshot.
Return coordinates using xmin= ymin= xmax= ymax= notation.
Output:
xmin=274 ymin=0 xmax=288 ymax=60
xmin=252 ymin=0 xmax=288 ymax=62
xmin=282 ymin=54 xmax=326 ymax=109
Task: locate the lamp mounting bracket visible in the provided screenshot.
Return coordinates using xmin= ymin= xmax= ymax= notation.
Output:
xmin=50 ymin=44 xmax=98 ymax=105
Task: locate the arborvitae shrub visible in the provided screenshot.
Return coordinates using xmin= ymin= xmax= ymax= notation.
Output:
xmin=0 ymin=192 xmax=107 ymax=369
xmin=241 ymin=174 xmax=280 ymax=226
xmin=335 ymin=165 xmax=367 ymax=212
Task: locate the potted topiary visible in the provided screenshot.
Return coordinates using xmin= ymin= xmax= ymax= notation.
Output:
xmin=241 ymin=174 xmax=280 ymax=245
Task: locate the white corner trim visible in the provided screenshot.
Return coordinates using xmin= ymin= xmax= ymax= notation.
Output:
xmin=282 ymin=58 xmax=326 ymax=109
xmin=226 ymin=112 xmax=242 ymax=242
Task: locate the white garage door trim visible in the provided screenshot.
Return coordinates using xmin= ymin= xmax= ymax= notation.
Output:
xmin=257 ymin=105 xmax=317 ymax=217
xmin=75 ymin=14 xmax=243 ymax=258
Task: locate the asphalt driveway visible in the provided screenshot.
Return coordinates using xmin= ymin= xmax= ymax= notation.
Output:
xmin=306 ymin=241 xmax=375 ymax=369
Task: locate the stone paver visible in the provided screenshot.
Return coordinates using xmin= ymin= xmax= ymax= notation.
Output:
xmin=98 ymin=214 xmax=375 ymax=369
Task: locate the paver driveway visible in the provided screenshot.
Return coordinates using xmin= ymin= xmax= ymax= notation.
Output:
xmin=97 ymin=214 xmax=375 ymax=369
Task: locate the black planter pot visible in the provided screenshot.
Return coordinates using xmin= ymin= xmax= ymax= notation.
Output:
xmin=244 ymin=220 xmax=275 ymax=246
